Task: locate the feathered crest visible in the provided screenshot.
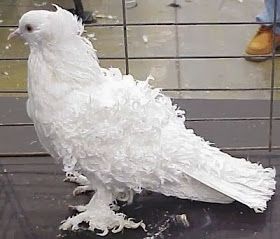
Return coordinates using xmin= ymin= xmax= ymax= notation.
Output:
xmin=48 ymin=4 xmax=84 ymax=40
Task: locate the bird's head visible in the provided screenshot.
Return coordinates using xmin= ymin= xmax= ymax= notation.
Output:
xmin=8 ymin=5 xmax=84 ymax=47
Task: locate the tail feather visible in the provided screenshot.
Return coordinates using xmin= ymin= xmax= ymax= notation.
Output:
xmin=183 ymin=146 xmax=276 ymax=212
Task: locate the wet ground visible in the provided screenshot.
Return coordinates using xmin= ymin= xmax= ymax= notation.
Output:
xmin=0 ymin=0 xmax=279 ymax=99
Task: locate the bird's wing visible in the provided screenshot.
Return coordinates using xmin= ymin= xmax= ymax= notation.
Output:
xmin=78 ymin=70 xmax=275 ymax=213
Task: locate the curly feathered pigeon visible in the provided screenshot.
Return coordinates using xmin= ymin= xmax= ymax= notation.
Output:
xmin=9 ymin=5 xmax=276 ymax=235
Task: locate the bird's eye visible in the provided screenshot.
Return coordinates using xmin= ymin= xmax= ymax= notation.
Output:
xmin=25 ymin=24 xmax=33 ymax=32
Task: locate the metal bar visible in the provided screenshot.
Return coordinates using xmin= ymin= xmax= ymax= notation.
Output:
xmin=86 ymin=21 xmax=280 ymax=26
xmin=121 ymin=0 xmax=129 ymax=74
xmin=1 ymin=146 xmax=280 ymax=158
xmin=0 ymin=163 xmax=55 ymax=166
xmin=162 ymin=87 xmax=280 ymax=91
xmin=2 ymin=55 xmax=280 ymax=61
xmin=4 ymin=21 xmax=280 ymax=28
xmin=174 ymin=0 xmax=182 ymax=93
xmin=0 ymin=90 xmax=27 ymax=93
xmin=220 ymin=146 xmax=280 ymax=151
xmin=2 ymin=87 xmax=280 ymax=94
xmin=0 ymin=123 xmax=33 ymax=126
xmin=268 ymin=0 xmax=278 ymax=152
xmin=0 ymin=57 xmax=28 ymax=60
xmin=0 ymin=152 xmax=49 ymax=157
xmin=186 ymin=117 xmax=280 ymax=122
xmin=73 ymin=0 xmax=84 ymax=19
xmin=0 ymin=171 xmax=63 ymax=175
xmin=3 ymin=117 xmax=280 ymax=127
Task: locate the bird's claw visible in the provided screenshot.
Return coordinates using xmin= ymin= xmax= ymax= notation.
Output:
xmin=68 ymin=204 xmax=87 ymax=212
xmin=63 ymin=172 xmax=90 ymax=185
xmin=73 ymin=185 xmax=93 ymax=196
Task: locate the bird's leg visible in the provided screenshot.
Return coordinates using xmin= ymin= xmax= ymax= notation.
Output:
xmin=60 ymin=183 xmax=146 ymax=235
xmin=72 ymin=185 xmax=93 ymax=196
xmin=113 ymin=188 xmax=135 ymax=206
xmin=63 ymin=171 xmax=94 ymax=196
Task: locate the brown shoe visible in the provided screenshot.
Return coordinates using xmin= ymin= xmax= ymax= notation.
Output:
xmin=246 ymin=26 xmax=280 ymax=55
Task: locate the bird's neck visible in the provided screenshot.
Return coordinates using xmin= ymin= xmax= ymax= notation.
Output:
xmin=28 ymin=41 xmax=104 ymax=92
xmin=27 ymin=44 xmax=104 ymax=121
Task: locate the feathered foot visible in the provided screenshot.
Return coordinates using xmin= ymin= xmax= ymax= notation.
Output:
xmin=63 ymin=171 xmax=94 ymax=195
xmin=60 ymin=185 xmax=145 ymax=235
xmin=60 ymin=205 xmax=145 ymax=235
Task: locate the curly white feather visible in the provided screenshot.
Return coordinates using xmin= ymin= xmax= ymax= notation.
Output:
xmin=17 ymin=6 xmax=276 ymax=235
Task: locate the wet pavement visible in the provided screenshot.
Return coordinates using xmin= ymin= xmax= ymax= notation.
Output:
xmin=0 ymin=0 xmax=279 ymax=99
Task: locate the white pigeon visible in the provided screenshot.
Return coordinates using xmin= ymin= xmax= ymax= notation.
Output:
xmin=9 ymin=5 xmax=276 ymax=236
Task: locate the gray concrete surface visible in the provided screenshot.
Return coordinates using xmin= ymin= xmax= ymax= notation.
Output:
xmin=0 ymin=0 xmax=279 ymax=99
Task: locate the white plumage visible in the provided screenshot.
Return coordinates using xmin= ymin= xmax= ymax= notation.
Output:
xmin=10 ymin=5 xmax=276 ymax=235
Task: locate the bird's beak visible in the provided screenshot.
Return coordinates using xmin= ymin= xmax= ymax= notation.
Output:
xmin=8 ymin=28 xmax=21 ymax=40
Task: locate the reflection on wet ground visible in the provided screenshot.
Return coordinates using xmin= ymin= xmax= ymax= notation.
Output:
xmin=1 ymin=0 xmax=279 ymax=99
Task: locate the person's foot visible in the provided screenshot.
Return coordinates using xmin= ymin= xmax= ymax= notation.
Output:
xmin=245 ymin=26 xmax=280 ymax=61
